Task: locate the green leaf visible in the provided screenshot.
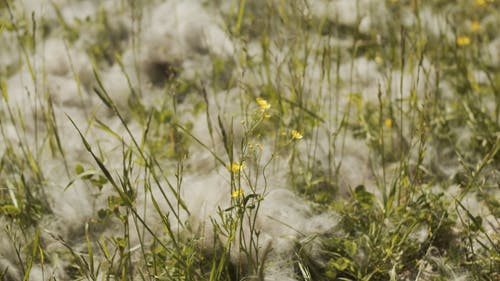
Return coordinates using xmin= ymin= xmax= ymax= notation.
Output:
xmin=329 ymin=257 xmax=352 ymax=271
xmin=0 ymin=79 xmax=7 ymax=102
xmin=354 ymin=185 xmax=375 ymax=208
xmin=344 ymin=240 xmax=357 ymax=257
xmin=1 ymin=205 xmax=20 ymax=217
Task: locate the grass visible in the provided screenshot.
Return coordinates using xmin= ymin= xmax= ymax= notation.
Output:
xmin=0 ymin=0 xmax=499 ymax=280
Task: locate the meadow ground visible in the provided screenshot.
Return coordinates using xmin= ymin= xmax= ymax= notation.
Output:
xmin=0 ymin=0 xmax=499 ymax=280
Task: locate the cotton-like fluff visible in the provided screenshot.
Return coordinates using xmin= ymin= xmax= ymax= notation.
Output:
xmin=40 ymin=38 xmax=91 ymax=79
xmin=0 ymin=30 xmax=20 ymax=74
xmin=418 ymin=251 xmax=471 ymax=281
xmin=292 ymin=127 xmax=378 ymax=198
xmin=258 ymin=189 xmax=339 ymax=279
xmin=3 ymin=71 xmax=39 ymax=134
xmin=4 ymin=72 xmax=94 ymax=158
xmin=95 ymin=64 xmax=137 ymax=109
xmin=59 ymin=0 xmax=96 ymax=23
xmin=430 ymin=184 xmax=499 ymax=250
xmin=339 ymin=57 xmax=380 ymax=96
xmin=8 ymin=0 xmax=61 ymax=21
xmin=333 ymin=135 xmax=375 ymax=194
xmin=179 ymin=86 xmax=250 ymax=172
xmin=109 ymin=138 xmax=338 ymax=279
xmin=176 ymin=163 xmax=338 ymax=280
xmin=144 ymin=0 xmax=233 ymax=59
xmin=41 ymin=39 xmax=74 ymax=76
xmin=486 ymin=37 xmax=500 ymax=67
xmin=123 ymin=86 xmax=338 ymax=278
xmin=373 ymin=57 xmax=441 ymax=117
xmin=0 ymin=44 xmax=146 ymax=281
xmin=418 ymin=6 xmax=453 ymax=41
xmin=308 ymin=0 xmax=360 ymax=27
xmin=4 ymin=36 xmax=93 ymax=125
xmin=308 ymin=0 xmax=386 ymax=30
xmin=19 ymin=265 xmax=56 ymax=281
xmin=138 ymin=0 xmax=233 ymax=83
xmin=0 ymin=228 xmax=21 ymax=281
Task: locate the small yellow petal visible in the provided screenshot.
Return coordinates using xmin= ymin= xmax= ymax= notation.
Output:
xmin=385 ymin=118 xmax=393 ymax=129
xmin=291 ymin=130 xmax=303 ymax=140
xmin=228 ymin=162 xmax=243 ymax=173
xmin=456 ymin=36 xmax=471 ymax=46
xmin=231 ymin=189 xmax=244 ymax=198
xmin=475 ymin=0 xmax=487 ymax=7
xmin=256 ymin=97 xmax=271 ymax=110
xmin=470 ymin=21 xmax=481 ymax=32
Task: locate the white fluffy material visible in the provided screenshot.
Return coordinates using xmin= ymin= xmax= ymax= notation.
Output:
xmin=142 ymin=0 xmax=233 ymax=61
xmin=2 ymin=0 xmax=497 ymax=280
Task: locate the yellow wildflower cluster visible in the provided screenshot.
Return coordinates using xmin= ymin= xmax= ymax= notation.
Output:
xmin=256 ymin=97 xmax=270 ymax=110
xmin=228 ymin=162 xmax=243 ymax=173
xmin=456 ymin=36 xmax=471 ymax=46
xmin=475 ymin=0 xmax=487 ymax=7
xmin=248 ymin=143 xmax=264 ymax=151
xmin=256 ymin=97 xmax=271 ymax=118
xmin=231 ymin=189 xmax=244 ymax=198
xmin=291 ymin=130 xmax=303 ymax=140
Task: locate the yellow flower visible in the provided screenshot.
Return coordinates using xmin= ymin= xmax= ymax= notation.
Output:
xmin=291 ymin=130 xmax=303 ymax=140
xmin=475 ymin=0 xmax=487 ymax=7
xmin=470 ymin=21 xmax=481 ymax=32
xmin=256 ymin=97 xmax=271 ymax=110
xmin=231 ymin=189 xmax=244 ymax=198
xmin=385 ymin=118 xmax=393 ymax=129
xmin=456 ymin=36 xmax=471 ymax=46
xmin=228 ymin=162 xmax=243 ymax=173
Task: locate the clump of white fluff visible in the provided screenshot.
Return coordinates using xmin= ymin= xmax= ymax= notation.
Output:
xmin=1 ymin=0 xmax=346 ymax=280
xmin=308 ymin=0 xmax=360 ymax=27
xmin=41 ymin=38 xmax=91 ymax=78
xmin=147 ymin=0 xmax=233 ymax=58
xmin=177 ymin=169 xmax=338 ymax=280
xmin=308 ymin=0 xmax=389 ymax=32
xmin=0 ymin=230 xmax=21 ymax=280
xmin=138 ymin=0 xmax=233 ymax=81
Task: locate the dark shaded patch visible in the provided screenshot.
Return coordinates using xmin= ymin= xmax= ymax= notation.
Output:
xmin=144 ymin=60 xmax=178 ymax=87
